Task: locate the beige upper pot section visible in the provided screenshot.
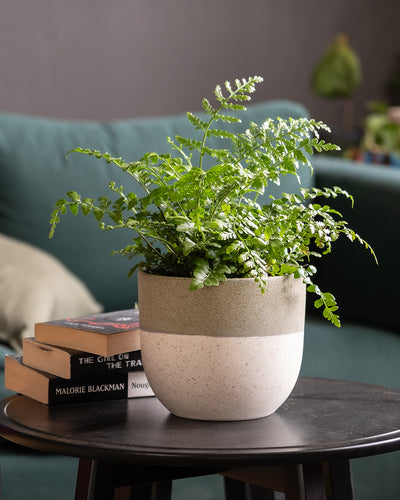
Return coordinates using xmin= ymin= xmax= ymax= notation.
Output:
xmin=138 ymin=270 xmax=306 ymax=337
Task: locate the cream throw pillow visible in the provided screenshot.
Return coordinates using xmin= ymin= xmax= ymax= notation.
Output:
xmin=0 ymin=234 xmax=103 ymax=351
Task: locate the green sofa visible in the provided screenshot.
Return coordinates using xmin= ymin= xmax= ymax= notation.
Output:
xmin=0 ymin=100 xmax=399 ymax=499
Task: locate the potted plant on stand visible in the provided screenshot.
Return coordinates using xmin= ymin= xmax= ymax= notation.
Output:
xmin=50 ymin=76 xmax=375 ymax=421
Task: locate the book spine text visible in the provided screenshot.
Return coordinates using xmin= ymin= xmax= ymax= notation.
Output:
xmin=49 ymin=371 xmax=153 ymax=404
xmin=70 ymin=350 xmax=143 ymax=376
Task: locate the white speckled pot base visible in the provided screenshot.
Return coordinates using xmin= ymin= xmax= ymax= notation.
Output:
xmin=138 ymin=271 xmax=306 ymax=421
xmin=140 ymin=330 xmax=304 ymax=421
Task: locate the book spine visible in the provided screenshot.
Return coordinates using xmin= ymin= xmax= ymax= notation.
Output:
xmin=44 ymin=308 xmax=140 ymax=334
xmin=69 ymin=350 xmax=144 ymax=377
xmin=48 ymin=371 xmax=154 ymax=404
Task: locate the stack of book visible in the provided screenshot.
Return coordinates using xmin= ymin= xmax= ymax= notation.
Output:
xmin=5 ymin=309 xmax=154 ymax=404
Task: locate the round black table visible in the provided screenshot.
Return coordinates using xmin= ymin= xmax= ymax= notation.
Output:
xmin=1 ymin=377 xmax=400 ymax=500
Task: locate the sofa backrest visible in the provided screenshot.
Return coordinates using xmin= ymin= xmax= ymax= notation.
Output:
xmin=0 ymin=100 xmax=310 ymax=311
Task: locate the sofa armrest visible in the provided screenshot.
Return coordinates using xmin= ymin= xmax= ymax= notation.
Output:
xmin=310 ymin=155 xmax=400 ymax=332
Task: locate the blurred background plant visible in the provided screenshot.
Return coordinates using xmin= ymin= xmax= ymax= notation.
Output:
xmin=311 ymin=36 xmax=400 ymax=167
xmin=352 ymin=54 xmax=400 ymax=166
xmin=311 ymin=33 xmax=362 ymax=148
xmin=360 ymin=101 xmax=400 ymax=165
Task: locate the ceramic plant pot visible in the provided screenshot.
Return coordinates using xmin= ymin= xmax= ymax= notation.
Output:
xmin=138 ymin=269 xmax=306 ymax=421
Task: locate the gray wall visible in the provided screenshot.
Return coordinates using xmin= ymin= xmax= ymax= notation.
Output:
xmin=1 ymin=0 xmax=399 ymax=131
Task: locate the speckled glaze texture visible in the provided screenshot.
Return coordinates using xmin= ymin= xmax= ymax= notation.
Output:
xmin=138 ymin=270 xmax=306 ymax=421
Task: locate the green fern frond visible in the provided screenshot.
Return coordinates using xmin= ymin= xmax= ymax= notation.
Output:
xmin=214 ymin=113 xmax=242 ymax=123
xmin=67 ymin=147 xmax=131 ymax=169
xmin=175 ymin=136 xmax=202 ymax=151
xmin=50 ymin=75 xmax=375 ymax=328
xmin=207 ymin=128 xmax=236 ymax=140
xmin=186 ymin=112 xmax=208 ymax=131
xmin=201 ymin=98 xmax=214 ymax=114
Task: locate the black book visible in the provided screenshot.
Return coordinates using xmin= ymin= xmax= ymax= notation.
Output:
xmin=5 ymin=354 xmax=154 ymax=405
xmin=23 ymin=338 xmax=143 ymax=379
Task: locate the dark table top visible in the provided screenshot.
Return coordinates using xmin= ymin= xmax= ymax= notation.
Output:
xmin=1 ymin=377 xmax=400 ymax=468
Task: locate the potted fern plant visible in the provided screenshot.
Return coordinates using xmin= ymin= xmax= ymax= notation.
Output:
xmin=50 ymin=76 xmax=375 ymax=421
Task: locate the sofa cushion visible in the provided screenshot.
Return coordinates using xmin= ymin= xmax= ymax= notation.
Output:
xmin=0 ymin=101 xmax=310 ymax=311
xmin=0 ymin=234 xmax=102 ymax=351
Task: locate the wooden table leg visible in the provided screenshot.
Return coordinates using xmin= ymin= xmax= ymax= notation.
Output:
xmin=249 ymin=485 xmax=285 ymax=500
xmin=282 ymin=465 xmax=304 ymax=500
xmin=325 ymin=460 xmax=354 ymax=500
xmin=222 ymin=465 xmax=303 ymax=499
xmin=224 ymin=477 xmax=283 ymax=500
xmin=302 ymin=463 xmax=326 ymax=500
xmin=224 ymin=477 xmax=252 ymax=500
xmin=85 ymin=460 xmax=118 ymax=500
xmin=75 ymin=458 xmax=94 ymax=500
xmin=148 ymin=481 xmax=173 ymax=500
xmin=222 ymin=463 xmax=332 ymax=500
xmin=76 ymin=459 xmax=353 ymax=500
xmin=74 ymin=459 xmax=156 ymax=500
xmin=75 ymin=457 xmax=218 ymax=500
